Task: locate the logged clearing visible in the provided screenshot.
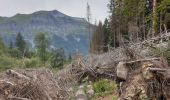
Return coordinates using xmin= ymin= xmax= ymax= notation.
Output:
xmin=1 ymin=33 xmax=170 ymax=100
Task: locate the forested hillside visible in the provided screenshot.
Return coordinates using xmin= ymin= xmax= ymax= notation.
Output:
xmin=90 ymin=0 xmax=170 ymax=53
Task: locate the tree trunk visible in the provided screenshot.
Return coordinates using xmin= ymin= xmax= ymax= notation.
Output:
xmin=152 ymin=0 xmax=157 ymax=37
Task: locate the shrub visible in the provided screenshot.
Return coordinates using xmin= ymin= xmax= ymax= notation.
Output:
xmin=112 ymin=95 xmax=118 ymax=100
xmin=49 ymin=48 xmax=65 ymax=69
xmin=23 ymin=58 xmax=42 ymax=68
xmin=93 ymin=79 xmax=117 ymax=96
xmin=0 ymin=56 xmax=17 ymax=71
xmin=8 ymin=48 xmax=21 ymax=58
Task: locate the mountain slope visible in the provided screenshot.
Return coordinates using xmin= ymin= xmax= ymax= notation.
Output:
xmin=0 ymin=10 xmax=92 ymax=55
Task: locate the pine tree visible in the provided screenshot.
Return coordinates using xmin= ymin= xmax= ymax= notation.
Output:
xmin=9 ymin=41 xmax=13 ymax=49
xmin=86 ymin=2 xmax=92 ymax=48
xmin=103 ymin=18 xmax=111 ymax=52
xmin=15 ymin=32 xmax=26 ymax=56
xmin=152 ymin=0 xmax=158 ymax=36
xmin=0 ymin=37 xmax=5 ymax=49
xmin=35 ymin=32 xmax=49 ymax=65
xmin=0 ymin=37 xmax=5 ymax=55
xmin=50 ymin=48 xmax=65 ymax=68
xmin=90 ymin=21 xmax=104 ymax=53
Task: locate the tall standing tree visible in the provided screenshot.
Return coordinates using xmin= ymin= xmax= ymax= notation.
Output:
xmin=108 ymin=0 xmax=146 ymax=45
xmin=35 ymin=32 xmax=49 ymax=65
xmin=90 ymin=21 xmax=105 ymax=53
xmin=103 ymin=18 xmax=111 ymax=52
xmin=86 ymin=2 xmax=92 ymax=51
xmin=0 ymin=37 xmax=5 ymax=49
xmin=152 ymin=0 xmax=158 ymax=37
xmin=0 ymin=37 xmax=6 ymax=56
xmin=9 ymin=41 xmax=13 ymax=49
xmin=158 ymin=0 xmax=170 ymax=33
xmin=15 ymin=32 xmax=26 ymax=56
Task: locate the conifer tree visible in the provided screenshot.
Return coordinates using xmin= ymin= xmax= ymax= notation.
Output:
xmin=16 ymin=32 xmax=26 ymax=56
xmin=90 ymin=21 xmax=104 ymax=53
xmin=35 ymin=32 xmax=49 ymax=65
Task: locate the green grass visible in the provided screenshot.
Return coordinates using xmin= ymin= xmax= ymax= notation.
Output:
xmin=112 ymin=95 xmax=118 ymax=100
xmin=0 ymin=56 xmax=19 ymax=71
xmin=92 ymin=79 xmax=117 ymax=98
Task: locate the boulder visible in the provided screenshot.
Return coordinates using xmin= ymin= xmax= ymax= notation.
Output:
xmin=116 ymin=62 xmax=128 ymax=80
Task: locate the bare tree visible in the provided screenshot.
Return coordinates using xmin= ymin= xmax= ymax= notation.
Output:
xmin=86 ymin=2 xmax=92 ymax=43
xmin=152 ymin=0 xmax=158 ymax=37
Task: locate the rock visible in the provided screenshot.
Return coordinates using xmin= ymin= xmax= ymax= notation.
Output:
xmin=79 ymin=85 xmax=85 ymax=89
xmin=76 ymin=89 xmax=88 ymax=100
xmin=117 ymin=62 xmax=128 ymax=80
xmin=87 ymin=89 xmax=94 ymax=97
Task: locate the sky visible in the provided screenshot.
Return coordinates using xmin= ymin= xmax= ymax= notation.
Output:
xmin=0 ymin=0 xmax=110 ymax=23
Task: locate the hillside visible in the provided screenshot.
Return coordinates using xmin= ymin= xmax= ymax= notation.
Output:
xmin=0 ymin=10 xmax=92 ymax=55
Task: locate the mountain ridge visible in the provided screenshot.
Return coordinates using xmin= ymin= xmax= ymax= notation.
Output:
xmin=0 ymin=10 xmax=92 ymax=55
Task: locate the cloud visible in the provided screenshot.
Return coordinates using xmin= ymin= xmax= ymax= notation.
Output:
xmin=0 ymin=0 xmax=109 ymax=22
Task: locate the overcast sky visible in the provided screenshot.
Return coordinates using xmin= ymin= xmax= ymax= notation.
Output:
xmin=0 ymin=0 xmax=110 ymax=23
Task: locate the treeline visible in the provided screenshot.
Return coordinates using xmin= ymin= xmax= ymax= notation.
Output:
xmin=0 ymin=32 xmax=69 ymax=70
xmin=90 ymin=0 xmax=170 ymax=54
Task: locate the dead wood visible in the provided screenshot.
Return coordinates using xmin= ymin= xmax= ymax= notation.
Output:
xmin=6 ymin=69 xmax=30 ymax=80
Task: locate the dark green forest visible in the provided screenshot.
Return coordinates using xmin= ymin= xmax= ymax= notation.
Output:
xmin=90 ymin=0 xmax=170 ymax=54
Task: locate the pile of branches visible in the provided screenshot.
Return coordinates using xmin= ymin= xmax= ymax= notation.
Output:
xmin=117 ymin=58 xmax=170 ymax=100
xmin=0 ymin=69 xmax=68 ymax=100
xmin=116 ymin=36 xmax=170 ymax=99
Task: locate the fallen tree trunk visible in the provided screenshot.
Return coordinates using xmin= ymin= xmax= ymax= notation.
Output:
xmin=7 ymin=96 xmax=30 ymax=100
xmin=6 ymin=70 xmax=30 ymax=80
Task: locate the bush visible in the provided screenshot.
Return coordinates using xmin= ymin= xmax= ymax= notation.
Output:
xmin=49 ymin=48 xmax=65 ymax=69
xmin=93 ymin=79 xmax=117 ymax=96
xmin=8 ymin=48 xmax=21 ymax=58
xmin=23 ymin=58 xmax=42 ymax=68
xmin=112 ymin=95 xmax=118 ymax=100
xmin=0 ymin=56 xmax=18 ymax=71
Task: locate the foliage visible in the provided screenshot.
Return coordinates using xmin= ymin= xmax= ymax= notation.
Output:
xmin=100 ymin=0 xmax=170 ymax=51
xmin=90 ymin=21 xmax=105 ymax=53
xmin=103 ymin=18 xmax=112 ymax=52
xmin=7 ymin=48 xmax=20 ymax=58
xmin=23 ymin=57 xmax=42 ymax=68
xmin=92 ymin=79 xmax=117 ymax=97
xmin=0 ymin=55 xmax=23 ymax=71
xmin=112 ymin=95 xmax=118 ymax=100
xmin=0 ymin=31 xmax=68 ymax=71
xmin=49 ymin=48 xmax=65 ymax=69
xmin=35 ymin=32 xmax=50 ymax=65
xmin=158 ymin=0 xmax=170 ymax=15
xmin=0 ymin=37 xmax=6 ymax=55
xmin=0 ymin=37 xmax=5 ymax=49
xmin=16 ymin=32 xmax=27 ymax=57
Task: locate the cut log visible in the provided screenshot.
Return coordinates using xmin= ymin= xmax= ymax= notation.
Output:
xmin=0 ymin=80 xmax=15 ymax=86
xmin=148 ymin=67 xmax=166 ymax=72
xmin=126 ymin=58 xmax=160 ymax=64
xmin=6 ymin=70 xmax=30 ymax=80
